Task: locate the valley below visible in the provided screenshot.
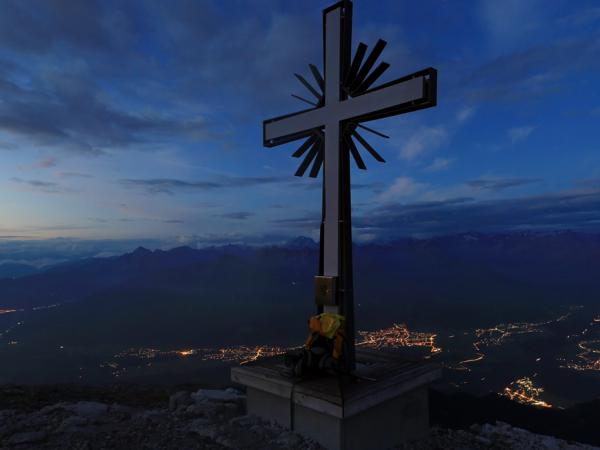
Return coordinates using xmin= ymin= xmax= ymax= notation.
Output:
xmin=2 ymin=301 xmax=599 ymax=410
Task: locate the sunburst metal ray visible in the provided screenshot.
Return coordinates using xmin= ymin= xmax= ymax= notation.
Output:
xmin=344 ymin=42 xmax=367 ymax=88
xmin=291 ymin=93 xmax=318 ymax=107
xmin=292 ymin=135 xmax=318 ymax=158
xmin=294 ymin=73 xmax=322 ymax=102
xmin=349 ymin=39 xmax=387 ymax=92
xmin=352 ymin=130 xmax=386 ymax=162
xmin=308 ymin=64 xmax=325 ymax=92
xmin=346 ymin=135 xmax=367 ymax=170
xmin=309 ymin=140 xmax=324 ymax=178
xmin=357 ymin=123 xmax=389 ymax=139
xmin=353 ymin=61 xmax=389 ymax=95
xmin=295 ymin=139 xmax=321 ymax=177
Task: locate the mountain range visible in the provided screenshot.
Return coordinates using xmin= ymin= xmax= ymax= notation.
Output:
xmin=1 ymin=231 xmax=599 ymax=349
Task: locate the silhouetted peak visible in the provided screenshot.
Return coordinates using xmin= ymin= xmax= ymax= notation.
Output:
xmin=285 ymin=236 xmax=318 ymax=249
xmin=130 ymin=246 xmax=152 ymax=256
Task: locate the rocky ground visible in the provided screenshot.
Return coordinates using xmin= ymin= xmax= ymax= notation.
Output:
xmin=0 ymin=385 xmax=597 ymax=449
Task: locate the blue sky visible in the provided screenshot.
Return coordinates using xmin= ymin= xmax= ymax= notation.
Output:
xmin=1 ymin=0 xmax=599 ymax=245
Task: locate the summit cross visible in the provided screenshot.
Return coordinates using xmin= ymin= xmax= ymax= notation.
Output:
xmin=263 ymin=0 xmax=437 ymax=370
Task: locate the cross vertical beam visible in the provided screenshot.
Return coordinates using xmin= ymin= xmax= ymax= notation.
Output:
xmin=321 ymin=1 xmax=356 ymax=370
xmin=322 ymin=5 xmax=341 ymax=285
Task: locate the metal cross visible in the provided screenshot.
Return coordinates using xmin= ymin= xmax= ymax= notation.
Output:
xmin=263 ymin=0 xmax=437 ymax=371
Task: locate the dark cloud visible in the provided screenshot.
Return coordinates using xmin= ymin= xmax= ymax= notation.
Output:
xmin=219 ymin=212 xmax=254 ymax=220
xmin=147 ymin=1 xmax=322 ymax=114
xmin=22 ymin=224 xmax=95 ymax=231
xmin=0 ymin=142 xmax=19 ymax=150
xmin=555 ymin=7 xmax=600 ymax=28
xmin=456 ymin=33 xmax=600 ymax=102
xmin=119 ymin=176 xmax=288 ymax=195
xmin=577 ymin=178 xmax=600 ymax=189
xmin=0 ymin=1 xmax=243 ymax=156
xmin=353 ymin=182 xmax=386 ymax=192
xmin=228 ymin=176 xmax=289 ymax=187
xmin=0 ymin=1 xmax=118 ymax=54
xmin=120 ymin=179 xmax=221 ymax=195
xmin=270 ymin=214 xmax=320 ymax=230
xmin=172 ymin=231 xmax=292 ymax=248
xmin=0 ymin=0 xmax=461 ymax=163
xmin=0 ymin=0 xmax=597 ymax=162
xmin=58 ymin=172 xmax=93 ymax=179
xmin=466 ymin=177 xmax=542 ymax=191
xmin=0 ymin=237 xmax=167 ymax=266
xmin=35 ymin=157 xmax=57 ymax=168
xmin=0 ymin=69 xmax=219 ymax=155
xmin=270 ymin=198 xmax=477 ymax=233
xmin=380 ymin=197 xmax=475 ymax=210
xmin=117 ymin=217 xmax=185 ymax=224
xmin=10 ymin=177 xmax=71 ymax=194
xmin=355 ymin=189 xmax=600 ymax=237
xmin=288 ymin=180 xmax=385 ymax=192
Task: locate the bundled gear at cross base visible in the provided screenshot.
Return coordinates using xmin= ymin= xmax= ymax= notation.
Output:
xmin=282 ymin=313 xmax=349 ymax=378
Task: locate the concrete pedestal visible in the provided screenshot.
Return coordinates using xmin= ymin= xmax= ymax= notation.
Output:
xmin=231 ymin=349 xmax=441 ymax=450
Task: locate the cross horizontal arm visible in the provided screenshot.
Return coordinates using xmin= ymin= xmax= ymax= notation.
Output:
xmin=263 ymin=67 xmax=437 ymax=148
xmin=342 ymin=67 xmax=437 ymax=124
xmin=263 ymin=107 xmax=325 ymax=147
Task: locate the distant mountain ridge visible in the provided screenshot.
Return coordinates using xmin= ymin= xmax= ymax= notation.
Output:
xmin=284 ymin=236 xmax=319 ymax=249
xmin=1 ymin=231 xmax=599 ymax=311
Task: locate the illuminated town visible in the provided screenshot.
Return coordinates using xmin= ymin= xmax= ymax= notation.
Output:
xmin=3 ymin=303 xmax=598 ymax=409
xmin=109 ymin=323 xmax=441 ymax=370
xmin=114 ymin=345 xmax=288 ymax=366
xmin=99 ymin=324 xmax=441 ymax=378
xmin=501 ymin=377 xmax=552 ymax=408
xmin=455 ymin=310 xmax=575 ymax=371
xmin=560 ymin=314 xmax=600 ymax=372
xmin=356 ymin=323 xmax=441 ymax=354
xmin=567 ymin=340 xmax=600 ymax=371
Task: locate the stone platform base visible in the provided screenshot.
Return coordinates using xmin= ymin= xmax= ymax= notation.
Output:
xmin=231 ymin=349 xmax=441 ymax=450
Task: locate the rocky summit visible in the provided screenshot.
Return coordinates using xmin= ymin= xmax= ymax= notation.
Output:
xmin=0 ymin=387 xmax=321 ymax=450
xmin=0 ymin=386 xmax=598 ymax=449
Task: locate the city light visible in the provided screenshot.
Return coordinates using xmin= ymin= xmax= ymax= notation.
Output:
xmin=502 ymin=377 xmax=552 ymax=408
xmin=104 ymin=323 xmax=442 ymax=377
xmin=357 ymin=323 xmax=441 ymax=354
xmin=456 ymin=310 xmax=575 ymax=371
xmin=6 ymin=301 xmax=594 ymax=411
xmin=561 ymin=339 xmax=600 ymax=372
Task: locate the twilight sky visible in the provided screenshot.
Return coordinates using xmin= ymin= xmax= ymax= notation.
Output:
xmin=1 ymin=0 xmax=600 ymax=245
